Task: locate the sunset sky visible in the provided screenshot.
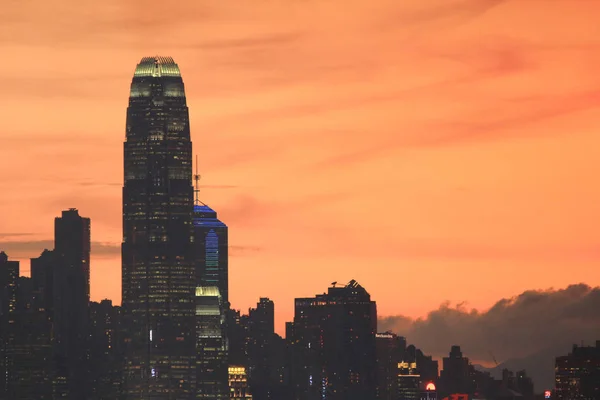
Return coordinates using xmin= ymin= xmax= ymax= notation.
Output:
xmin=2 ymin=0 xmax=600 ymax=343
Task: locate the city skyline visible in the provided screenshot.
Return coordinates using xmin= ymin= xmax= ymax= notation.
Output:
xmin=2 ymin=0 xmax=600 ymax=352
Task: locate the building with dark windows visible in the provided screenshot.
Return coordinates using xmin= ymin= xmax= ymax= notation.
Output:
xmin=121 ymin=56 xmax=197 ymax=398
xmin=89 ymin=299 xmax=123 ymax=399
xmin=30 ymin=249 xmax=57 ymax=313
xmin=246 ymin=298 xmax=275 ymax=399
xmin=195 ymin=286 xmax=229 ymax=399
xmin=439 ymin=346 xmax=472 ymax=398
xmin=0 ymin=252 xmax=19 ymax=317
xmin=288 ymin=280 xmax=378 ymax=400
xmin=376 ymin=332 xmax=407 ymax=400
xmin=4 ymin=276 xmax=53 ymax=399
xmin=555 ymin=341 xmax=600 ymax=400
xmin=0 ymin=251 xmax=20 ymax=396
xmin=53 ymin=208 xmax=91 ymax=399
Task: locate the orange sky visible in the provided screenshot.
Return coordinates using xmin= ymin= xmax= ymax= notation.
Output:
xmin=1 ymin=0 xmax=600 ymax=334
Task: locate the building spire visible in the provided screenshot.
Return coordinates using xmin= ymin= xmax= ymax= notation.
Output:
xmin=194 ymin=155 xmax=201 ymax=205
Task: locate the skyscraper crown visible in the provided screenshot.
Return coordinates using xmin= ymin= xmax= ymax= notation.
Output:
xmin=133 ymin=56 xmax=181 ymax=78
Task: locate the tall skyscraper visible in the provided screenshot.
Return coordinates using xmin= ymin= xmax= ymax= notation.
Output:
xmin=53 ymin=208 xmax=91 ymax=398
xmin=121 ymin=56 xmax=196 ymax=399
xmin=193 ymin=157 xmax=230 ymax=399
xmin=192 ymin=198 xmax=229 ymax=307
xmin=0 ymin=251 xmax=19 ymax=396
xmin=0 ymin=251 xmax=19 ymax=317
xmin=289 ymin=280 xmax=378 ymax=400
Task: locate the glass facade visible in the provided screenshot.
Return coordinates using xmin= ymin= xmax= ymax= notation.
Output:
xmin=122 ymin=56 xmax=196 ymax=399
xmin=193 ymin=204 xmax=229 ymax=306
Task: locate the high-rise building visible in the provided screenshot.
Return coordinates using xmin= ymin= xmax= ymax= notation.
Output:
xmin=195 ymin=286 xmax=228 ymax=399
xmin=439 ymin=346 xmax=472 ymax=398
xmin=193 ymin=203 xmax=229 ymax=307
xmin=555 ymin=341 xmax=600 ymax=400
xmin=30 ymin=249 xmax=56 ymax=313
xmin=376 ymin=332 xmax=406 ymax=400
xmin=53 ymin=208 xmax=91 ymax=398
xmin=0 ymin=251 xmax=19 ymax=396
xmin=89 ymin=299 xmax=123 ymax=399
xmin=246 ymin=298 xmax=275 ymax=396
xmin=289 ymin=280 xmax=378 ymax=400
xmin=4 ymin=277 xmax=53 ymax=399
xmin=121 ymin=56 xmax=197 ymax=398
xmin=0 ymin=251 xmax=19 ymax=317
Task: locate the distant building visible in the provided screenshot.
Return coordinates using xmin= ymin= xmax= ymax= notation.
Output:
xmin=230 ymin=366 xmax=253 ymax=399
xmin=288 ymin=279 xmax=378 ymax=400
xmin=0 ymin=251 xmax=19 ymax=316
xmin=53 ymin=208 xmax=91 ymax=399
xmin=376 ymin=332 xmax=406 ymax=400
xmin=398 ymin=361 xmax=421 ymax=400
xmin=30 ymin=249 xmax=56 ymax=313
xmin=439 ymin=346 xmax=472 ymax=397
xmin=246 ymin=298 xmax=275 ymax=399
xmin=196 ymin=286 xmax=229 ymax=399
xmin=555 ymin=341 xmax=600 ymax=400
xmin=89 ymin=299 xmax=122 ymax=399
xmin=4 ymin=277 xmax=53 ymax=399
xmin=0 ymin=251 xmax=20 ymax=396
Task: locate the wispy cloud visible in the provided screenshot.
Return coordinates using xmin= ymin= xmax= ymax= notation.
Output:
xmin=0 ymin=240 xmax=120 ymax=259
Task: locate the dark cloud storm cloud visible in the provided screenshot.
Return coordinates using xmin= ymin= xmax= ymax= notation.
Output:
xmin=378 ymin=284 xmax=600 ymax=364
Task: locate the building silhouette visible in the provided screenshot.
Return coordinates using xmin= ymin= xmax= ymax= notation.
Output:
xmin=555 ymin=341 xmax=600 ymax=400
xmin=30 ymin=249 xmax=57 ymax=314
xmin=375 ymin=332 xmax=406 ymax=400
xmin=89 ymin=299 xmax=123 ymax=399
xmin=439 ymin=346 xmax=472 ymax=397
xmin=121 ymin=56 xmax=197 ymax=398
xmin=4 ymin=276 xmax=53 ymax=399
xmin=288 ymin=280 xmax=378 ymax=400
xmin=0 ymin=252 xmax=20 ymax=397
xmin=0 ymin=252 xmax=19 ymax=317
xmin=53 ymin=208 xmax=91 ymax=399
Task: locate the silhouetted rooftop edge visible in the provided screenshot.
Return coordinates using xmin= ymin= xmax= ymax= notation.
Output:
xmin=133 ymin=56 xmax=181 ymax=78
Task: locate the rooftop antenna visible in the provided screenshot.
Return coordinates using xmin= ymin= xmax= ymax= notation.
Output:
xmin=194 ymin=155 xmax=201 ymax=205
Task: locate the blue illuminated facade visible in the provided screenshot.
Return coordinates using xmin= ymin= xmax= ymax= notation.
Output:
xmin=193 ymin=204 xmax=229 ymax=306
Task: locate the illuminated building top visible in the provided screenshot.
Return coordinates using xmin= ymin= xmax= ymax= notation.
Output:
xmin=133 ymin=56 xmax=181 ymax=78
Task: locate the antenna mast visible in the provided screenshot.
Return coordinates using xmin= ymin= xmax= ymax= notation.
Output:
xmin=193 ymin=155 xmax=201 ymax=205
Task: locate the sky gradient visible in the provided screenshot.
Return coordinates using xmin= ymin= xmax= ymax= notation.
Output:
xmin=1 ymin=0 xmax=600 ymax=342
